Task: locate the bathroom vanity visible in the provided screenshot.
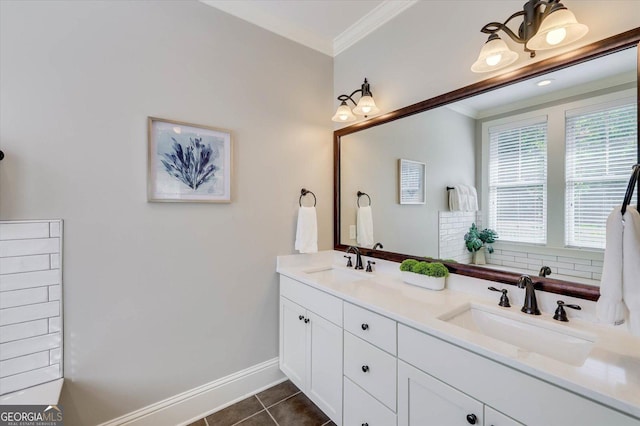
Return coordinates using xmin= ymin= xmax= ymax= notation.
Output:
xmin=277 ymin=251 xmax=640 ymax=426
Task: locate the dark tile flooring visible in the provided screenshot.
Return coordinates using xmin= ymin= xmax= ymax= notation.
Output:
xmin=188 ymin=380 xmax=336 ymax=426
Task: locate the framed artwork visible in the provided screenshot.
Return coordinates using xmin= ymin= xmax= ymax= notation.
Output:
xmin=147 ymin=117 xmax=232 ymax=203
xmin=398 ymin=159 xmax=426 ymax=204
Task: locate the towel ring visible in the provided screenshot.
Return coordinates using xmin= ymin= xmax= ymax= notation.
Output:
xmin=357 ymin=191 xmax=371 ymax=207
xmin=299 ymin=188 xmax=316 ymax=207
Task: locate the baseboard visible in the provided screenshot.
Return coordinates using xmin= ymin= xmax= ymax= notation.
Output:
xmin=97 ymin=358 xmax=285 ymax=426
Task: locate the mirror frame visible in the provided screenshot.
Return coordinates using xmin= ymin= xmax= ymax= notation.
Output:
xmin=334 ymin=28 xmax=640 ymax=301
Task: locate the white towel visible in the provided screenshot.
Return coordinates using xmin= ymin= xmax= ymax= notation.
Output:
xmin=294 ymin=206 xmax=317 ymax=253
xmin=622 ymin=206 xmax=640 ymax=336
xmin=449 ymin=186 xmax=462 ymax=211
xmin=458 ymin=184 xmax=470 ymax=211
xmin=467 ymin=185 xmax=479 ymax=212
xmin=357 ymin=206 xmax=374 ymax=248
xmin=596 ymin=205 xmax=640 ymax=335
xmin=597 ymin=207 xmax=626 ymax=325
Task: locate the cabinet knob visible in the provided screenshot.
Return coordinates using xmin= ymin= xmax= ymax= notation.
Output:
xmin=361 ymin=323 xmax=369 ymax=331
xmin=466 ymin=414 xmax=477 ymax=424
xmin=298 ymin=315 xmax=304 ymax=321
xmin=304 ymin=318 xmax=310 ymax=323
xmin=362 ymin=423 xmax=369 ymax=426
xmin=361 ymin=365 xmax=369 ymax=373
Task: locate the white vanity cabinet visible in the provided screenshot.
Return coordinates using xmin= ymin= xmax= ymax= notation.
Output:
xmin=279 ymin=276 xmax=343 ymax=425
xmin=398 ymin=361 xmax=484 ymax=426
xmin=398 ymin=324 xmax=639 ymax=426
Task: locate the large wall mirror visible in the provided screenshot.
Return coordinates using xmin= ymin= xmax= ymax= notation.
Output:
xmin=334 ymin=29 xmax=640 ymax=301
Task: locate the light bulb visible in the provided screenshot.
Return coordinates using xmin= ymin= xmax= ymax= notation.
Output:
xmin=339 ymin=114 xmax=349 ymax=121
xmin=361 ymin=106 xmax=372 ymax=114
xmin=485 ymin=53 xmax=502 ymax=66
xmin=546 ymin=27 xmax=567 ymax=45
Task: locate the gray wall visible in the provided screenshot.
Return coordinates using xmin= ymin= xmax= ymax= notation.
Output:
xmin=0 ymin=1 xmax=333 ymax=424
xmin=340 ymin=107 xmax=475 ymax=257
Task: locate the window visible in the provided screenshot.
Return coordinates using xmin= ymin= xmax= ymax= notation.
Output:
xmin=489 ymin=118 xmax=547 ymax=244
xmin=565 ymin=98 xmax=638 ymax=249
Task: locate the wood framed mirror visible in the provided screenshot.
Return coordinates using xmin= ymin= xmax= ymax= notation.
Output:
xmin=334 ymin=28 xmax=640 ymax=301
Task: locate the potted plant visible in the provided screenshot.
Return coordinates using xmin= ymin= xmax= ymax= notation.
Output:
xmin=400 ymin=259 xmax=449 ymax=291
xmin=464 ymin=223 xmax=498 ymax=265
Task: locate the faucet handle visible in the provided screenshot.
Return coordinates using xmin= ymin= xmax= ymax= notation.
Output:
xmin=488 ymin=287 xmax=511 ymax=307
xmin=344 ymin=255 xmax=353 ymax=268
xmin=366 ymin=260 xmax=376 ymax=272
xmin=553 ymin=300 xmax=581 ymax=322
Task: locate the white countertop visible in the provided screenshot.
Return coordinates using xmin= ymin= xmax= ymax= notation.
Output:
xmin=277 ymin=251 xmax=640 ymax=419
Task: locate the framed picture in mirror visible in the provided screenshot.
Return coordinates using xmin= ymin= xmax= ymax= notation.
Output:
xmin=398 ymin=159 xmax=426 ymax=205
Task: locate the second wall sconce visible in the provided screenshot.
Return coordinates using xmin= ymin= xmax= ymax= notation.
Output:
xmin=471 ymin=0 xmax=588 ymax=73
xmin=332 ymin=78 xmax=380 ymax=123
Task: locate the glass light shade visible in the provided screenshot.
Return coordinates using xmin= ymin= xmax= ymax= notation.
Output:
xmin=331 ymin=103 xmax=357 ymax=122
xmin=526 ymin=9 xmax=588 ymax=51
xmin=471 ymin=36 xmax=519 ymax=73
xmin=352 ymin=95 xmax=380 ymax=116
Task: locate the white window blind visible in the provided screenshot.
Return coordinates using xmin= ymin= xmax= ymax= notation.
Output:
xmin=565 ymin=98 xmax=638 ymax=249
xmin=399 ymin=159 xmax=426 ymax=204
xmin=489 ymin=118 xmax=547 ymax=244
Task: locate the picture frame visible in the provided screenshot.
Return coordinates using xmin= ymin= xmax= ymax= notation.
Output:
xmin=147 ymin=117 xmax=232 ymax=203
xmin=398 ymin=158 xmax=426 ymax=204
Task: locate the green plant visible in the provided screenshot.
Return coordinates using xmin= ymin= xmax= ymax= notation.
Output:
xmin=427 ymin=263 xmax=450 ymax=278
xmin=399 ymin=259 xmax=419 ymax=272
xmin=400 ymin=260 xmax=449 ymax=278
xmin=464 ymin=223 xmax=498 ymax=253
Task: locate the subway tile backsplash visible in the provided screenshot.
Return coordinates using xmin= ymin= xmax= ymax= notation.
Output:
xmin=0 ymin=220 xmax=63 ymax=395
xmin=437 ymin=213 xmax=601 ymax=283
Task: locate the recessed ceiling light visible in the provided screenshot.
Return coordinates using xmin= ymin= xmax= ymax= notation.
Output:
xmin=536 ymin=79 xmax=554 ymax=87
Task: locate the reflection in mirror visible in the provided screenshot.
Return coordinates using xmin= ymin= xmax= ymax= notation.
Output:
xmin=339 ymin=45 xmax=637 ymax=288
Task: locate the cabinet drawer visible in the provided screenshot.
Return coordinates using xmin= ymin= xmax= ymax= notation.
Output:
xmin=344 ymin=331 xmax=397 ymax=412
xmin=485 ymin=406 xmax=523 ymax=426
xmin=344 ymin=302 xmax=396 ymax=355
xmin=280 ymin=275 xmax=342 ymax=326
xmin=344 ymin=377 xmax=396 ymax=426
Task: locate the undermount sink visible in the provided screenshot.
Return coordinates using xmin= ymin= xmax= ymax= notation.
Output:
xmin=439 ymin=303 xmax=596 ymax=366
xmin=303 ymin=267 xmax=368 ymax=284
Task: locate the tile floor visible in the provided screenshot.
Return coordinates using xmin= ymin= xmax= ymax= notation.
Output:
xmin=188 ymin=380 xmax=336 ymax=426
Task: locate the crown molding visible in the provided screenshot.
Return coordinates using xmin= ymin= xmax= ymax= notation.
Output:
xmin=333 ymin=0 xmax=418 ymax=56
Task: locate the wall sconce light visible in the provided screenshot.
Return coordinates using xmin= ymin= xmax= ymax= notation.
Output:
xmin=332 ymin=78 xmax=380 ymax=122
xmin=471 ymin=0 xmax=588 ymax=73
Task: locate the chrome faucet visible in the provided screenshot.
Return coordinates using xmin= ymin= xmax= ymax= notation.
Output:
xmin=517 ymin=275 xmax=541 ymax=315
xmin=346 ymin=246 xmax=364 ymax=270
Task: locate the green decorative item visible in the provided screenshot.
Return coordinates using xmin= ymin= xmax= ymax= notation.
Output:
xmin=464 ymin=223 xmax=498 ymax=265
xmin=399 ymin=260 xmax=449 ymax=290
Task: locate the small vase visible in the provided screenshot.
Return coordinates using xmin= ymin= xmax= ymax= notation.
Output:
xmin=472 ymin=249 xmax=486 ymax=265
xmin=401 ymin=271 xmax=446 ymax=291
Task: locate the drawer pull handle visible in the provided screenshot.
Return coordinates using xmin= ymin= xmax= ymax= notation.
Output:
xmin=361 ymin=323 xmax=369 ymax=330
xmin=304 ymin=318 xmax=310 ymax=323
xmin=298 ymin=315 xmax=304 ymax=321
xmin=466 ymin=414 xmax=477 ymax=424
xmin=361 ymin=365 xmax=369 ymax=373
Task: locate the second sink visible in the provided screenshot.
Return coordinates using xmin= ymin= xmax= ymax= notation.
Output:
xmin=439 ymin=303 xmax=596 ymax=366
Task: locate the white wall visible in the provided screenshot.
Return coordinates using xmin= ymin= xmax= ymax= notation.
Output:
xmin=0 ymin=1 xmax=333 ymax=425
xmin=334 ymin=1 xmax=640 ymax=117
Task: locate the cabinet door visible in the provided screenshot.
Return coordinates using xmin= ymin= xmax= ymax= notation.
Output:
xmin=307 ymin=311 xmax=343 ymax=426
xmin=280 ymin=297 xmax=307 ymax=391
xmin=398 ymin=361 xmax=483 ymax=426
xmin=485 ymin=407 xmax=522 ymax=426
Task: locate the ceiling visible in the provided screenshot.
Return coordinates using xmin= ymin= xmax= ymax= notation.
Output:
xmin=200 ymin=0 xmax=417 ymax=56
xmin=449 ymin=47 xmax=638 ymax=119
